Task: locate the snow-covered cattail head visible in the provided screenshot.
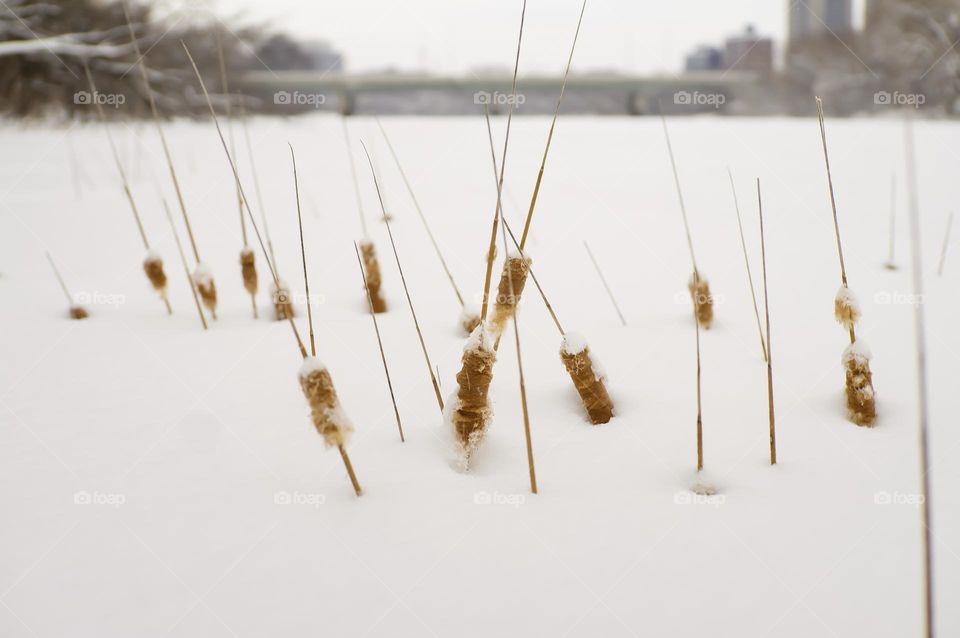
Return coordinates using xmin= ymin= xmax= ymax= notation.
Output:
xmin=490 ymin=249 xmax=532 ymax=336
xmin=240 ymin=247 xmax=258 ymax=296
xmin=270 ymin=280 xmax=295 ymax=320
xmin=842 ymin=341 xmax=876 ymax=427
xmin=834 ymin=285 xmax=861 ymax=330
xmin=688 ymin=272 xmax=714 ymax=329
xmin=459 ymin=303 xmax=481 ymax=335
xmin=450 ymin=323 xmax=497 ymax=469
xmin=142 ymin=250 xmax=168 ymax=296
xmin=299 ymin=356 xmax=355 ymax=448
xmin=192 ymin=263 xmax=218 ymax=318
xmin=560 ymin=332 xmax=614 ymax=424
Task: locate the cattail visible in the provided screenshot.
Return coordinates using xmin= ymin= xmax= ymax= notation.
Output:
xmin=490 ymin=251 xmax=531 ymax=337
xmin=240 ymin=247 xmax=258 ymax=317
xmin=688 ymin=273 xmax=714 ymax=328
xmin=271 ymin=280 xmax=295 ymax=320
xmin=843 ymin=342 xmax=876 ymax=427
xmin=192 ymin=264 xmax=218 ymax=320
xmin=46 ymin=252 xmax=89 ymax=320
xmin=359 ymin=240 xmax=388 ymax=313
xmin=460 ymin=304 xmax=482 ymax=335
xmin=299 ymin=357 xmax=362 ymax=496
xmin=450 ymin=325 xmax=498 ymax=470
xmin=142 ymin=250 xmax=171 ymax=313
xmin=560 ymin=333 xmax=613 ymax=425
xmin=817 ymin=97 xmax=876 ymax=427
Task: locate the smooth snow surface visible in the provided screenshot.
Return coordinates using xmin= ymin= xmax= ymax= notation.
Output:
xmin=0 ymin=115 xmax=957 ymax=638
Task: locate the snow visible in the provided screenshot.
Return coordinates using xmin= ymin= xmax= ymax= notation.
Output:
xmin=835 ymin=284 xmax=861 ymax=314
xmin=143 ymin=248 xmax=161 ymax=262
xmin=1 ymin=115 xmax=958 ymax=638
xmin=843 ymin=339 xmax=873 ymax=365
xmin=298 ymin=355 xmax=327 ymax=377
xmin=560 ymin=331 xmax=589 ymax=355
xmin=191 ymin=262 xmax=213 ymax=287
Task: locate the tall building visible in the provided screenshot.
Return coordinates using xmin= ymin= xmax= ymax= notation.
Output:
xmin=723 ymin=25 xmax=774 ymax=74
xmin=788 ymin=0 xmax=853 ymax=41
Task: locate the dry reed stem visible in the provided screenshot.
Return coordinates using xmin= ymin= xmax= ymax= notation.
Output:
xmin=843 ymin=346 xmax=876 ymax=427
xmin=688 ymin=273 xmax=714 ymax=329
xmin=290 ymin=145 xmax=314 ymax=355
xmin=583 ymin=240 xmax=627 ymax=326
xmin=728 ymin=168 xmax=767 ymax=360
xmin=938 ymin=211 xmax=954 ymax=277
xmin=376 ymin=117 xmax=465 ymax=308
xmin=490 ymin=253 xmax=531 ymax=338
xmin=162 ymin=200 xmax=207 ymax=330
xmin=361 ymin=141 xmax=444 ymax=413
xmin=46 ymin=252 xmax=88 ymax=319
xmin=904 ymin=115 xmax=935 ymax=638
xmin=359 ymin=240 xmax=388 ymax=313
xmin=342 ymin=118 xmax=369 ymax=238
xmin=452 ymin=326 xmax=497 ymax=469
xmin=519 ymin=0 xmax=587 ymax=250
xmin=885 ymin=173 xmax=898 ymax=270
xmin=560 ymin=337 xmax=613 ymax=425
xmin=355 ymin=242 xmax=404 ymax=442
xmin=693 ymin=274 xmax=704 ymax=472
xmin=757 ymin=179 xmax=776 ymax=464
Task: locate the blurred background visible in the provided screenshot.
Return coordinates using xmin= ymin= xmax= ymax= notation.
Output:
xmin=1 ymin=0 xmax=957 ymax=118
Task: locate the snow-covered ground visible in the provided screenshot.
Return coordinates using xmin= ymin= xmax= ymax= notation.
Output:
xmin=1 ymin=114 xmax=957 ymax=637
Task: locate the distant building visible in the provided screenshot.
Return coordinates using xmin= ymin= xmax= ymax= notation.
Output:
xmin=685 ymin=46 xmax=724 ymax=72
xmin=789 ymin=0 xmax=853 ymax=42
xmin=723 ymin=25 xmax=773 ymax=74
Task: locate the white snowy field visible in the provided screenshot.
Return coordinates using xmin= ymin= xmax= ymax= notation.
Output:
xmin=0 ymin=114 xmax=957 ymax=637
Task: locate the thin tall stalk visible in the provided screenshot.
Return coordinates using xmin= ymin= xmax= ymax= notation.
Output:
xmin=885 ymin=173 xmax=897 ymax=270
xmin=518 ymin=0 xmax=587 ymax=250
xmin=45 ymin=252 xmax=75 ymax=306
xmin=290 ymin=145 xmax=315 ymax=357
xmin=729 ymin=168 xmax=767 ymax=361
xmin=480 ymin=0 xmax=527 ymax=322
xmin=360 ymin=141 xmax=444 ymax=414
xmin=500 ymin=206 xmax=537 ymax=494
xmin=239 ymin=100 xmax=279 ymax=273
xmin=162 ymin=200 xmax=207 ymax=330
xmin=694 ymin=272 xmax=704 ymax=472
xmin=757 ymin=179 xmax=776 ymax=465
xmin=354 ymin=242 xmax=404 ymax=442
xmin=816 ymin=97 xmax=855 ymax=344
xmin=182 ymin=42 xmax=306 ymax=357
xmin=904 ymin=116 xmax=934 ymax=638
xmin=376 ymin=117 xmax=465 ymax=307
xmin=937 ymin=211 xmax=954 ymax=277
xmin=342 ymin=118 xmax=368 ymax=238
xmin=216 ymin=31 xmax=247 ymax=246
xmin=661 ymin=110 xmax=699 ymax=275
xmin=583 ymin=240 xmax=627 ymax=326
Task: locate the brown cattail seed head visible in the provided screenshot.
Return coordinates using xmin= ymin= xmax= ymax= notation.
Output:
xmin=459 ymin=303 xmax=482 ymax=336
xmin=490 ymin=252 xmax=531 ymax=336
xmin=843 ymin=342 xmax=876 ymax=427
xmin=560 ymin=333 xmax=614 ymax=425
xmin=834 ymin=286 xmax=861 ymax=330
xmin=688 ymin=272 xmax=714 ymax=329
xmin=299 ymin=357 xmax=354 ymax=447
xmin=192 ymin=264 xmax=218 ymax=319
xmin=451 ymin=324 xmax=497 ymax=468
xmin=271 ymin=280 xmax=295 ymax=321
xmin=142 ymin=251 xmax=168 ymax=294
xmin=69 ymin=305 xmax=89 ymax=320
xmin=360 ymin=239 xmax=387 ymax=313
xmin=240 ymin=247 xmax=258 ymax=296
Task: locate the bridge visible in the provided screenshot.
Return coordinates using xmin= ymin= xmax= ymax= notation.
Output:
xmin=235 ymin=71 xmax=762 ymax=115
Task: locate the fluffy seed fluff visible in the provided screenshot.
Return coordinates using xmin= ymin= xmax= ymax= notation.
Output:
xmin=560 ymin=332 xmax=614 ymax=424
xmin=299 ymin=356 xmax=355 ymax=447
xmin=834 ymin=285 xmax=861 ymax=330
xmin=240 ymin=247 xmax=258 ymax=296
xmin=192 ymin=263 xmax=218 ymax=319
xmin=688 ymin=273 xmax=714 ymax=329
xmin=842 ymin=341 xmax=876 ymax=427
xmin=490 ymin=252 xmax=532 ymax=336
xmin=450 ymin=324 xmax=497 ymax=469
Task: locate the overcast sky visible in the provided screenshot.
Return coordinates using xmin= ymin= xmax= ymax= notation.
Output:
xmin=204 ymin=0 xmax=867 ymax=75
